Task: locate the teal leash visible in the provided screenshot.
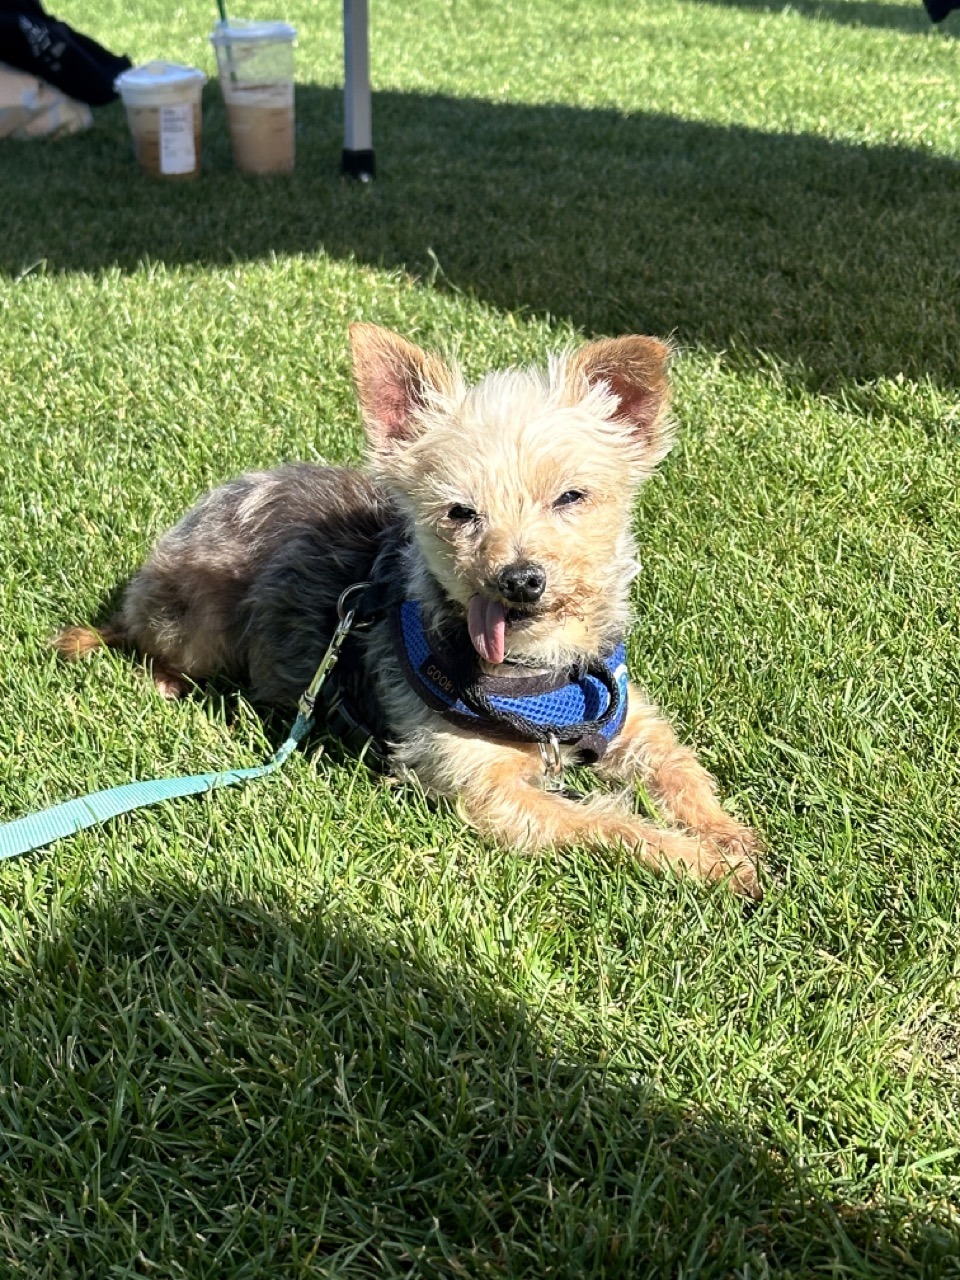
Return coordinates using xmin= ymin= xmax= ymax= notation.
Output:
xmin=0 ymin=715 xmax=309 ymax=860
xmin=0 ymin=582 xmax=371 ymax=863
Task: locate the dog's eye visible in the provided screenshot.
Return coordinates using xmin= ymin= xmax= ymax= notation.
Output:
xmin=447 ymin=503 xmax=479 ymax=522
xmin=554 ymin=489 xmax=587 ymax=508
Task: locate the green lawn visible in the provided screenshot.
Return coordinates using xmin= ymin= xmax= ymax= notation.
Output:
xmin=1 ymin=0 xmax=960 ymax=1274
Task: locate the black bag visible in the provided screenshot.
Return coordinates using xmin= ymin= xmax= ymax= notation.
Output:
xmin=923 ymin=0 xmax=960 ymax=21
xmin=0 ymin=0 xmax=131 ymax=106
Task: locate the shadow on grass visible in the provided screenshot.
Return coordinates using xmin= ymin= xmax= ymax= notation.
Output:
xmin=686 ymin=0 xmax=955 ymax=35
xmin=0 ymin=883 xmax=956 ymax=1276
xmin=3 ymin=86 xmax=960 ymax=393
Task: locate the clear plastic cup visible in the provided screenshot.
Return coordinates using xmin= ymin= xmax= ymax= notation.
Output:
xmin=210 ymin=20 xmax=297 ymax=175
xmin=114 ymin=62 xmax=206 ymax=180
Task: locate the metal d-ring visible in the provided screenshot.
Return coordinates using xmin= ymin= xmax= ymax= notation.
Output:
xmin=336 ymin=580 xmax=373 ymax=627
xmin=539 ymin=733 xmax=564 ymax=789
xmin=298 ymin=581 xmax=373 ymax=719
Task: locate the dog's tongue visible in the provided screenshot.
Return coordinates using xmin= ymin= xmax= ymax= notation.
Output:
xmin=467 ymin=595 xmax=506 ymax=665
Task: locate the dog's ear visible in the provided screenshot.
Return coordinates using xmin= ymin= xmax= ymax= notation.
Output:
xmin=566 ymin=335 xmax=671 ymax=446
xmin=349 ymin=324 xmax=452 ymax=447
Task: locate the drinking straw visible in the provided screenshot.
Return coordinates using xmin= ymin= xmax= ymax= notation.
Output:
xmin=216 ymin=0 xmax=238 ymax=85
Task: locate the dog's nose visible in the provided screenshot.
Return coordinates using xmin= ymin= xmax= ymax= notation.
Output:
xmin=496 ymin=561 xmax=547 ymax=604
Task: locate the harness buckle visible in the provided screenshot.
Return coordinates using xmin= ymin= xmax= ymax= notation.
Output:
xmin=538 ymin=733 xmax=564 ymax=790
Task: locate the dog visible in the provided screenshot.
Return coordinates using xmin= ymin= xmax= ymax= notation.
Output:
xmin=56 ymin=323 xmax=760 ymax=896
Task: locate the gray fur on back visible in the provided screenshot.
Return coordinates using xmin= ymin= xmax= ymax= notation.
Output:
xmin=119 ymin=464 xmax=399 ymax=707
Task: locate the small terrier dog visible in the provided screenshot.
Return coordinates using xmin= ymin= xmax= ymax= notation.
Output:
xmin=58 ymin=324 xmax=759 ymax=896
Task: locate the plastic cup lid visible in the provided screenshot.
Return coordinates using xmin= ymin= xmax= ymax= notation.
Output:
xmin=115 ymin=61 xmax=207 ymax=94
xmin=210 ymin=19 xmax=297 ymax=44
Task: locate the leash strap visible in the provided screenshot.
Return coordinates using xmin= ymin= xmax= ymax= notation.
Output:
xmin=0 ymin=582 xmax=372 ymax=863
xmin=0 ymin=713 xmax=310 ymax=861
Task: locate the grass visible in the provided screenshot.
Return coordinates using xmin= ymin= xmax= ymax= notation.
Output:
xmin=1 ymin=0 xmax=960 ymax=1273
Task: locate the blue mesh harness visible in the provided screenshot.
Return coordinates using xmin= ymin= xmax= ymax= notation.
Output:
xmin=391 ymin=600 xmax=629 ymax=761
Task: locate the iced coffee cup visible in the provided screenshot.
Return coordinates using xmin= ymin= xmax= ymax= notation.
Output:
xmin=114 ymin=62 xmax=206 ymax=180
xmin=210 ymin=20 xmax=297 ymax=175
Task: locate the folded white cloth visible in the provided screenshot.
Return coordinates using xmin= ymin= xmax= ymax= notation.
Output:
xmin=0 ymin=59 xmax=92 ymax=138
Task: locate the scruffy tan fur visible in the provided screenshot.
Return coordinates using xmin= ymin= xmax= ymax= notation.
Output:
xmin=57 ymin=324 xmax=760 ymax=896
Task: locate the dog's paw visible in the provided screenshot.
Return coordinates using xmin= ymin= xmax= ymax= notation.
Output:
xmin=702 ymin=826 xmax=762 ymax=900
xmin=150 ymin=664 xmax=192 ymax=699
